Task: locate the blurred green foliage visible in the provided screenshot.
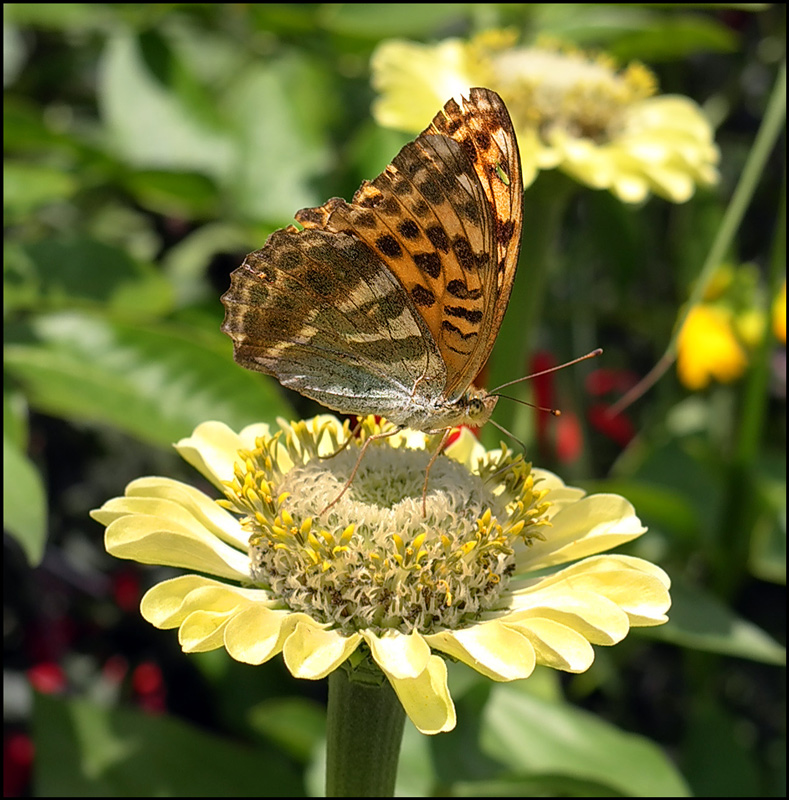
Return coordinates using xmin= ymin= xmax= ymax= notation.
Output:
xmin=3 ymin=3 xmax=785 ymax=797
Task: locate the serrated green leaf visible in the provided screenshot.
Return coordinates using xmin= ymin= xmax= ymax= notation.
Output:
xmin=5 ymin=311 xmax=294 ymax=447
xmin=33 ymin=692 xmax=303 ymax=797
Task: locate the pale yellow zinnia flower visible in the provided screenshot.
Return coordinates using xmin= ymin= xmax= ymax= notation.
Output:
xmin=91 ymin=416 xmax=670 ymax=735
xmin=371 ymin=32 xmax=719 ymax=203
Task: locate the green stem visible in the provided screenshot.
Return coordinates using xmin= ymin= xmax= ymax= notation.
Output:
xmin=715 ymin=158 xmax=786 ymax=595
xmin=672 ymin=62 xmax=786 ymax=353
xmin=325 ymin=661 xmax=406 ymax=797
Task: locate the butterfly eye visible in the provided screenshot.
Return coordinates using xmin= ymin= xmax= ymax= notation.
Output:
xmin=469 ymin=397 xmax=485 ymax=416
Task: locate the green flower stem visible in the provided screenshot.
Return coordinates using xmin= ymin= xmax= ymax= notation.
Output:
xmin=325 ymin=661 xmax=406 ymax=797
xmin=675 ymin=62 xmax=786 ymax=351
xmin=485 ymin=170 xmax=577 ymax=443
xmin=716 ymin=160 xmax=786 ymax=595
xmin=708 ymin=63 xmax=786 ymax=595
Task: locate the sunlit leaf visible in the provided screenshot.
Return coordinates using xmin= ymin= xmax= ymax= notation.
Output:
xmin=98 ymin=32 xmax=234 ymax=179
xmin=5 ymin=311 xmax=294 ymax=447
xmin=480 ymin=683 xmax=691 ymax=797
xmin=220 ymin=51 xmax=338 ymax=222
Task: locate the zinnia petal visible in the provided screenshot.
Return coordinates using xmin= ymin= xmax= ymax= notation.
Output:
xmin=387 ymin=655 xmax=456 ymax=735
xmin=283 ymin=622 xmax=362 ymax=680
xmin=426 ymin=622 xmax=536 ymax=681
xmin=518 ymin=494 xmax=645 ymax=570
xmin=506 ymin=617 xmax=595 ymax=672
xmin=364 ymin=630 xmax=432 ymax=680
xmin=175 ymin=420 xmax=272 ymax=487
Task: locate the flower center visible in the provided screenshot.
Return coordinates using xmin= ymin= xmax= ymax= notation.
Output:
xmin=489 ymin=44 xmax=656 ymax=141
xmin=224 ymin=419 xmax=550 ymax=635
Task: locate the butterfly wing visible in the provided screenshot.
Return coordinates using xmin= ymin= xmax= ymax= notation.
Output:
xmin=221 ymin=226 xmax=446 ymax=421
xmin=425 ymin=87 xmax=523 ymax=397
xmin=296 ymin=87 xmax=522 ymax=401
xmin=221 ymin=88 xmax=521 ymax=422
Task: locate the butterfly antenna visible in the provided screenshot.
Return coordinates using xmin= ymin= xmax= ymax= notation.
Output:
xmin=494 ymin=394 xmax=561 ymax=417
xmin=491 ymin=348 xmax=603 ymax=394
xmin=487 ymin=418 xmax=527 ymax=450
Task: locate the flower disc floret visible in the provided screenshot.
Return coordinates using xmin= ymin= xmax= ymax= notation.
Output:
xmin=225 ymin=418 xmax=550 ymax=635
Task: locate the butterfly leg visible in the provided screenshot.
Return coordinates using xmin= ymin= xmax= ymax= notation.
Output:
xmin=320 ymin=426 xmax=403 ymax=515
xmin=318 ymin=417 xmax=363 ymax=460
xmin=421 ymin=427 xmax=453 ymax=517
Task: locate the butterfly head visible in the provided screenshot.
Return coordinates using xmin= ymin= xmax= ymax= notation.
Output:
xmin=463 ymin=387 xmax=498 ymax=426
xmin=443 ymin=386 xmax=498 ymax=432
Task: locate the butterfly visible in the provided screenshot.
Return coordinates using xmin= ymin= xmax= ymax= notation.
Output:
xmin=221 ymin=87 xmax=523 ymax=492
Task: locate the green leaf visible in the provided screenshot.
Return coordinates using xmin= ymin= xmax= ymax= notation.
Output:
xmin=750 ymin=453 xmax=787 ymax=584
xmin=221 ymin=51 xmax=338 ymax=222
xmin=122 ymin=170 xmax=220 ymax=219
xmin=5 ymin=311 xmax=294 ymax=447
xmin=606 ymin=14 xmax=739 ymax=62
xmin=533 ymin=5 xmax=740 ymax=58
xmin=681 ymin=700 xmax=761 ymax=797
xmin=3 ymin=386 xmax=29 ymax=450
xmin=98 ymin=32 xmax=234 ymax=179
xmin=479 ymin=684 xmax=691 ymax=797
xmin=4 ymin=2 xmax=117 ymax=32
xmin=161 ymin=222 xmax=253 ymax=306
xmin=643 ymin=577 xmax=786 ymax=665
xmin=248 ymin=697 xmax=325 ymax=763
xmin=3 ymin=97 xmax=92 ymax=159
xmin=33 ymin=692 xmax=303 ymax=797
xmin=3 ymin=433 xmax=47 ymax=565
xmin=583 ymin=478 xmax=701 ymax=544
xmin=3 ymin=161 xmax=78 ymax=219
xmin=320 ymin=3 xmax=474 ymax=38
xmin=13 ymin=237 xmax=173 ymax=315
xmin=619 ymin=438 xmax=724 ymax=542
